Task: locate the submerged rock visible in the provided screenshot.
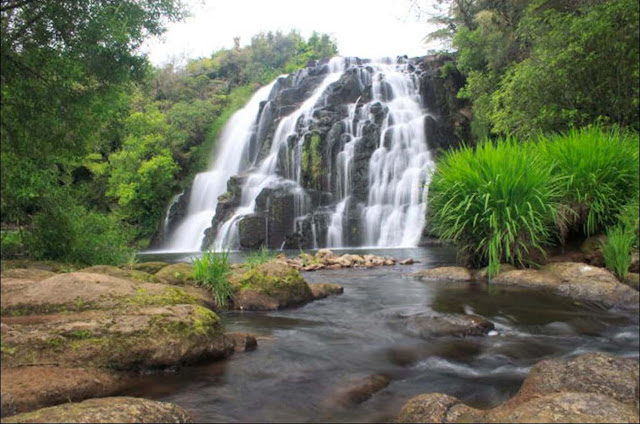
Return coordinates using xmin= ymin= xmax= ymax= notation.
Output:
xmin=395 ymin=352 xmax=640 ymax=423
xmin=308 ymin=282 xmax=344 ymax=300
xmin=404 ymin=312 xmax=494 ymax=338
xmin=2 ymin=396 xmax=193 ymax=423
xmin=327 ymin=374 xmax=391 ymax=407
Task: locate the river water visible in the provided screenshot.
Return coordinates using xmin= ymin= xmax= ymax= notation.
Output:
xmin=131 ymin=247 xmax=639 ymax=422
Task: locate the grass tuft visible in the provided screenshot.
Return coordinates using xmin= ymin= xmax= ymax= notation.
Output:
xmin=192 ymin=250 xmax=233 ymax=309
xmin=245 ymin=246 xmax=274 ymax=269
xmin=428 ymin=137 xmax=564 ymax=277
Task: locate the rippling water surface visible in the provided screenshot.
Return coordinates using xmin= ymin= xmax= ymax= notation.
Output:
xmin=131 ymin=247 xmax=639 ymax=422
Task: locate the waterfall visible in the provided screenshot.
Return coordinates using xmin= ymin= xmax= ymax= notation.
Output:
xmin=162 ymin=80 xmax=279 ymax=251
xmin=159 ymin=56 xmax=437 ymax=252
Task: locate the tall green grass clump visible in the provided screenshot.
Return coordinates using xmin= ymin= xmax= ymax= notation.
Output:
xmin=192 ymin=250 xmax=233 ymax=308
xmin=534 ymin=126 xmax=639 ymax=237
xmin=602 ymin=224 xmax=635 ymax=280
xmin=428 ymin=138 xmax=563 ymax=277
xmin=245 ymin=246 xmax=274 ymax=269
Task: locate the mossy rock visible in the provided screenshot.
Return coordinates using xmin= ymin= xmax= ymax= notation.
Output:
xmin=79 ymin=265 xmax=164 ymax=284
xmin=154 ymin=263 xmax=195 ymax=285
xmin=1 ymin=272 xmax=204 ymax=316
xmin=229 ymin=260 xmax=313 ymax=310
xmin=1 ymin=304 xmax=231 ymax=370
xmin=124 ymin=261 xmax=170 ymax=274
xmin=2 ymin=396 xmax=193 ymax=423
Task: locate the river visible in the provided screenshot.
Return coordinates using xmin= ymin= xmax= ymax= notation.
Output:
xmin=130 ymin=246 xmax=639 ymax=422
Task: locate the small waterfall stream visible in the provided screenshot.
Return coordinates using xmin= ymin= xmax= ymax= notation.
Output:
xmin=162 ymin=56 xmax=437 ymax=252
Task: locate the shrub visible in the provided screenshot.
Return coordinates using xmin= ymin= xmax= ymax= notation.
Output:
xmin=602 ymin=224 xmax=635 ymax=280
xmin=534 ymin=126 xmax=639 ymax=237
xmin=192 ymin=250 xmax=233 ymax=308
xmin=25 ymin=198 xmax=134 ymax=266
xmin=1 ymin=230 xmax=26 ymax=259
xmin=245 ymin=246 xmax=274 ymax=269
xmin=428 ymin=138 xmax=563 ymax=277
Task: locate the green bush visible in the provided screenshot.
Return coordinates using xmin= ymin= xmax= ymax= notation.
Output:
xmin=192 ymin=250 xmax=233 ymax=308
xmin=25 ymin=200 xmax=134 ymax=266
xmin=428 ymin=138 xmax=563 ymax=277
xmin=602 ymin=224 xmax=635 ymax=280
xmin=535 ymin=126 xmax=639 ymax=237
xmin=245 ymin=246 xmax=274 ymax=269
xmin=1 ymin=231 xmax=26 ymax=259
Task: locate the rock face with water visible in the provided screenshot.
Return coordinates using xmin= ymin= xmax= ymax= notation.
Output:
xmin=157 ymin=55 xmax=469 ymax=252
xmin=396 ymin=352 xmax=639 ymax=423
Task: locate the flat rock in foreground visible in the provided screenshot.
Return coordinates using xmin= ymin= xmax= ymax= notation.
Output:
xmin=395 ymin=352 xmax=639 ymax=423
xmin=0 ymin=367 xmax=133 ymax=418
xmin=2 ymin=396 xmax=193 ymax=423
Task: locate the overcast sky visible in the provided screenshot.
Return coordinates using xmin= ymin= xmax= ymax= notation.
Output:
xmin=142 ymin=0 xmax=441 ymax=66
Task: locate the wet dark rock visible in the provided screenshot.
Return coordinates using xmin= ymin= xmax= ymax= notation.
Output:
xmin=404 ymin=312 xmax=494 ymax=338
xmin=325 ymin=68 xmax=363 ymax=105
xmin=225 ymin=332 xmax=258 ymax=353
xmin=329 ymin=375 xmax=391 ymax=407
xmin=238 ymin=214 xmax=267 ymax=249
xmin=308 ymin=282 xmax=344 ymax=299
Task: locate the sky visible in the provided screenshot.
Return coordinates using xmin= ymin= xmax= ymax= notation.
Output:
xmin=142 ymin=0 xmax=441 ymax=67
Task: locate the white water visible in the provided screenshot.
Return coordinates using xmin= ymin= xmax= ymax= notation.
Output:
xmin=162 ymin=80 xmax=279 ymax=251
xmin=361 ymin=61 xmax=435 ymax=246
xmin=212 ymin=57 xmax=347 ymax=250
xmin=161 ymin=56 xmax=435 ymax=252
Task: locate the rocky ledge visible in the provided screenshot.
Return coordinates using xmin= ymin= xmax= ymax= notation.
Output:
xmin=414 ymin=262 xmax=639 ymax=309
xmin=395 ymin=352 xmax=639 ymax=423
xmin=0 ymin=261 xmax=260 ymax=420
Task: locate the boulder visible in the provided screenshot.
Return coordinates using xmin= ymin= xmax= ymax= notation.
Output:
xmin=394 ymin=352 xmax=639 ymax=423
xmin=404 ymin=312 xmax=494 ymax=338
xmin=1 ymin=304 xmax=232 ymax=370
xmin=624 ymin=272 xmax=639 ymax=290
xmin=2 ymin=396 xmax=193 ymax=423
xmin=0 ymin=260 xmax=74 ymax=273
xmin=630 ymin=251 xmax=639 ymax=273
xmin=0 ymin=367 xmax=133 ymax=418
xmin=490 ymin=270 xmax=562 ymax=292
xmin=308 ymin=283 xmax=344 ymax=300
xmin=413 ymin=267 xmax=475 ymax=283
xmin=237 ymin=214 xmax=267 ymax=249
xmin=229 ymin=261 xmax=314 ymax=310
xmin=543 ymin=262 xmax=639 ymax=308
xmin=395 ymin=393 xmax=479 ymax=423
xmin=154 ymin=263 xmax=195 ymax=285
xmin=400 ymin=258 xmax=415 ymax=265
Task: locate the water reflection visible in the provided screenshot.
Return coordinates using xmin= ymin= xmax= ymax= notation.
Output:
xmin=126 ymin=246 xmax=639 ymax=422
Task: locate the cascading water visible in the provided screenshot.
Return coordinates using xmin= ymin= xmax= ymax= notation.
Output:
xmin=162 ymin=80 xmax=279 ymax=251
xmin=160 ymin=56 xmax=437 ymax=251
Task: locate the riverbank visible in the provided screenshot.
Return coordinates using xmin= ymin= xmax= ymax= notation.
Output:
xmin=1 ymin=246 xmax=638 ymax=422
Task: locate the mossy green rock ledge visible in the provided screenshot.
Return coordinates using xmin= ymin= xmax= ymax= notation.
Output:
xmin=2 ymin=396 xmax=193 ymax=423
xmin=230 ymin=260 xmax=314 ymax=310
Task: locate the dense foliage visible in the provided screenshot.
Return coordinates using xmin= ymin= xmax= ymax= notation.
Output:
xmin=1 ymin=0 xmax=338 ymax=265
xmin=428 ymin=127 xmax=639 ymax=276
xmin=428 ymin=138 xmax=563 ymax=276
xmin=427 ymin=0 xmax=639 ymax=138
